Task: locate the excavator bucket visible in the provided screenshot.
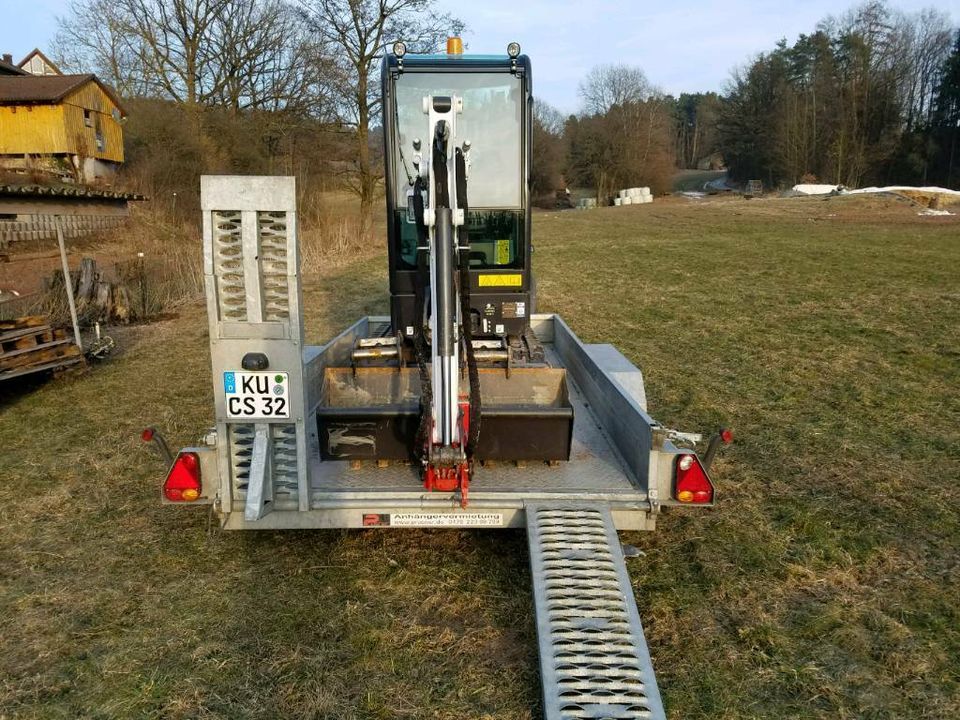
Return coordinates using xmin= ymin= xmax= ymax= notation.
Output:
xmin=317 ymin=366 xmax=574 ymax=462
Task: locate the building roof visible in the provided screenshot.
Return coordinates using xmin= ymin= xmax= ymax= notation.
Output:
xmin=0 ymin=74 xmax=126 ymax=115
xmin=0 ymin=183 xmax=145 ymax=201
xmin=18 ymin=49 xmax=62 ymax=75
xmin=0 ymin=55 xmax=28 ymax=76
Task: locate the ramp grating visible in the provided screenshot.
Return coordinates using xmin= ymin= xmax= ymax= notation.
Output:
xmin=527 ymin=505 xmax=665 ymax=720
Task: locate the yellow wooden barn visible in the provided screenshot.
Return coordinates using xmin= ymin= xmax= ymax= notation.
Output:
xmin=0 ymin=74 xmax=126 ymax=184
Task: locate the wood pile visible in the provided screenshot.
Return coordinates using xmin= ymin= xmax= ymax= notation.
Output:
xmin=43 ymin=257 xmax=134 ymax=324
xmin=0 ymin=316 xmax=83 ymax=382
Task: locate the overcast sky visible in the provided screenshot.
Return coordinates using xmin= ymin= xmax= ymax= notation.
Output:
xmin=2 ymin=0 xmax=957 ymax=113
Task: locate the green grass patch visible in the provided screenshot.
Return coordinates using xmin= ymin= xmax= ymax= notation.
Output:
xmin=1 ymin=194 xmax=958 ymax=718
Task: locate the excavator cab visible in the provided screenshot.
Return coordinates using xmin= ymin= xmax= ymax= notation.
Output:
xmin=316 ymin=41 xmax=573 ymax=503
xmin=383 ymin=43 xmax=533 ymax=339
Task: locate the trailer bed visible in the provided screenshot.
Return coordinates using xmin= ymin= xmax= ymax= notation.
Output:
xmin=308 ymin=348 xmax=643 ymax=498
xmin=219 ymin=314 xmax=665 ymax=531
xmin=188 ymin=175 xmax=706 ymax=719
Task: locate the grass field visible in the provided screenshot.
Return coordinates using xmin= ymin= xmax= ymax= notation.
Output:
xmin=1 ymin=192 xmax=958 ymax=719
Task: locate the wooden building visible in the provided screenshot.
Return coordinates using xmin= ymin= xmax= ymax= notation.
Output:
xmin=0 ymin=183 xmax=144 ymax=248
xmin=17 ymin=49 xmax=62 ymax=77
xmin=0 ymin=74 xmax=126 ymax=184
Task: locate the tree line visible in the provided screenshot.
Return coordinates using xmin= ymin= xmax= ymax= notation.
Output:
xmin=53 ymin=0 xmax=959 ymax=219
xmin=533 ymin=1 xmax=959 ymax=203
xmin=718 ymin=1 xmax=959 ymax=188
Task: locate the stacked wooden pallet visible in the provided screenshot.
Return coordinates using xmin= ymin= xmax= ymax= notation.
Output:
xmin=0 ymin=316 xmax=84 ymax=382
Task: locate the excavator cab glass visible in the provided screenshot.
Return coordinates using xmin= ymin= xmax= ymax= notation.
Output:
xmin=391 ymin=71 xmax=524 ymax=270
xmin=382 ymin=51 xmax=533 ymax=339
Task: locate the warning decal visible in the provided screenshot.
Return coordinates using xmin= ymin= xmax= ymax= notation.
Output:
xmin=502 ymin=301 xmax=526 ymax=319
xmin=478 ymin=274 xmax=522 ymax=288
xmin=495 ymin=238 xmax=511 ymax=265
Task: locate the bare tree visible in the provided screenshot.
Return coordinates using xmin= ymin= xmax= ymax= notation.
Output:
xmin=532 ymin=99 xmax=565 ymax=198
xmin=56 ymin=0 xmax=325 ymax=114
xmin=55 ymin=0 xmax=231 ymax=105
xmin=534 ymin=98 xmax=565 ymax=135
xmin=573 ymin=63 xmax=672 ymax=196
xmin=298 ymin=0 xmax=463 ymax=224
xmin=208 ymin=0 xmax=329 ymax=113
xmin=119 ymin=0 xmax=232 ymax=105
xmin=897 ymin=8 xmax=953 ymax=130
xmin=52 ymin=0 xmax=149 ymax=96
xmin=578 ymin=64 xmax=652 ymax=115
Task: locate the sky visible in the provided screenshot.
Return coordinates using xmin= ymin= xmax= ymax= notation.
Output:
xmin=2 ymin=0 xmax=958 ymax=113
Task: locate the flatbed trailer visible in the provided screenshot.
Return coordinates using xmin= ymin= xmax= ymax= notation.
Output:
xmin=155 ymin=175 xmax=723 ymax=719
xmin=220 ymin=311 xmax=668 ymax=531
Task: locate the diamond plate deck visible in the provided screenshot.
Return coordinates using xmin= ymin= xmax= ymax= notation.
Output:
xmin=306 ymin=349 xmax=640 ymax=497
xmin=527 ymin=504 xmax=665 ymax=720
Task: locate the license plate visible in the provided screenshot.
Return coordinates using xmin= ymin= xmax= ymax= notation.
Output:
xmin=223 ymin=371 xmax=290 ymax=419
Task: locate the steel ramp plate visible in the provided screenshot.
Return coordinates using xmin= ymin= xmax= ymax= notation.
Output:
xmin=527 ymin=504 xmax=665 ymax=720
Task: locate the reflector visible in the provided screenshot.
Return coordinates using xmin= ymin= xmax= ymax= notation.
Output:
xmin=675 ymin=454 xmax=713 ymax=504
xmin=164 ymin=452 xmax=201 ymax=502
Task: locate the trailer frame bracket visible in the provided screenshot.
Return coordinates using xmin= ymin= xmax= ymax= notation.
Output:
xmin=244 ymin=423 xmax=273 ymax=521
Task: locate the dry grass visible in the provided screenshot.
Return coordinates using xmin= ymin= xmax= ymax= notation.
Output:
xmin=1 ymin=191 xmax=381 ymax=327
xmin=299 ymin=191 xmax=384 ymax=274
xmin=895 ymin=189 xmax=960 ymax=209
xmin=0 ymin=207 xmax=203 ymax=326
xmin=537 ymin=194 xmax=960 ymax=718
xmin=1 ymin=192 xmax=958 ymax=719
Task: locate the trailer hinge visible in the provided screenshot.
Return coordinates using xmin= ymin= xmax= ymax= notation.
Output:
xmin=649 ymin=494 xmax=661 ymax=514
xmin=663 ymin=427 xmax=703 ymax=446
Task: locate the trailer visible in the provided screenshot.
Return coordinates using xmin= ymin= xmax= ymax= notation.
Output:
xmin=151 ymin=40 xmax=728 ymax=719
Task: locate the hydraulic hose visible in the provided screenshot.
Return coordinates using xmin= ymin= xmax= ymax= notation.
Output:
xmin=411 ymin=176 xmax=432 ymax=459
xmin=456 ymin=147 xmax=481 ymax=458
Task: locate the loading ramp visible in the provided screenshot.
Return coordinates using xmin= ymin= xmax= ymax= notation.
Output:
xmin=528 ymin=504 xmax=665 ymax=720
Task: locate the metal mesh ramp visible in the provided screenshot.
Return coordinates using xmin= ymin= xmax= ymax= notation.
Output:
xmin=527 ymin=504 xmax=665 ymax=720
xmin=201 ymin=176 xmax=310 ymax=520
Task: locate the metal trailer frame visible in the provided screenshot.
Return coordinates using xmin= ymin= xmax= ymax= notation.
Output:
xmin=218 ymin=311 xmax=684 ymax=531
xmin=178 ymin=176 xmax=714 ymax=719
xmin=193 ymin=176 xmax=697 ymax=534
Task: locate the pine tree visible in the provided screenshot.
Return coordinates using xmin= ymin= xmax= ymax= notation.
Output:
xmin=931 ymin=32 xmax=960 ymax=187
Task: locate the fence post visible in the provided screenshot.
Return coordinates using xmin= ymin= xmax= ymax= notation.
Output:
xmin=137 ymin=251 xmax=147 ymax=319
xmin=54 ymin=215 xmax=83 ymax=352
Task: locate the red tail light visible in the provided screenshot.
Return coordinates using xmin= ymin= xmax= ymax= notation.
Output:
xmin=675 ymin=454 xmax=713 ymax=504
xmin=164 ymin=452 xmax=201 ymax=502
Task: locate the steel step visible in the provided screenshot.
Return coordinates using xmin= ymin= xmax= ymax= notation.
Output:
xmin=526 ymin=504 xmax=665 ymax=720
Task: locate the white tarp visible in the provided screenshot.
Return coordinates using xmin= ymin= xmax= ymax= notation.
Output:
xmin=791 ymin=183 xmax=960 ymax=197
xmin=792 ymin=184 xmax=840 ymax=195
xmin=849 ymin=185 xmax=960 ymax=197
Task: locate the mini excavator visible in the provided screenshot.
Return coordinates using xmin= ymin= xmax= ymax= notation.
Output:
xmin=316 ymin=37 xmax=572 ymax=505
